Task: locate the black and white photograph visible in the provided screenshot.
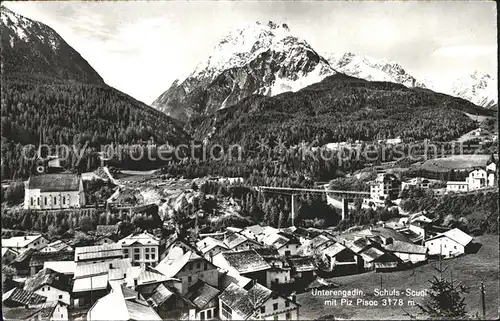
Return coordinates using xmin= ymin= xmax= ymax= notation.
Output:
xmin=0 ymin=0 xmax=498 ymax=320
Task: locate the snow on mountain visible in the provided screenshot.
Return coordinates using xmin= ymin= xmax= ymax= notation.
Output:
xmin=445 ymin=71 xmax=497 ymax=109
xmin=152 ymin=21 xmax=336 ymax=120
xmin=324 ymin=52 xmax=426 ymax=88
xmin=1 ymin=6 xmax=104 ymax=84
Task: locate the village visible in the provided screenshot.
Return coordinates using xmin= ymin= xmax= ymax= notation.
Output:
xmin=1 ymin=152 xmax=497 ymax=320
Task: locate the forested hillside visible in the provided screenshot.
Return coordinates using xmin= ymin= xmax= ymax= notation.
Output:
xmin=191 ymin=74 xmax=493 ymax=148
xmin=0 ymin=7 xmax=189 ymax=179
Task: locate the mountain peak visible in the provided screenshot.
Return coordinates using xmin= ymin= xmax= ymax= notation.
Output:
xmin=152 ymin=22 xmax=335 ymax=120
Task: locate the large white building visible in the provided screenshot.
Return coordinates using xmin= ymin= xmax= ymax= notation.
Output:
xmin=370 ymin=173 xmax=401 ymax=201
xmin=118 ymin=232 xmax=160 ymax=267
xmin=24 ymin=173 xmax=85 ymax=210
xmin=424 ymin=228 xmax=473 ymax=258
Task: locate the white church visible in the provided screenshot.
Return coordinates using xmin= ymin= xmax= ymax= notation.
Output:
xmin=24 ymin=173 xmax=86 ymax=210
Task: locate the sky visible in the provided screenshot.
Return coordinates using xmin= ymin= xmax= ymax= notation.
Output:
xmin=3 ymin=1 xmax=497 ymax=105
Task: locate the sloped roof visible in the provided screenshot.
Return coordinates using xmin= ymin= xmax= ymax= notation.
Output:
xmin=28 ymin=173 xmax=80 ymax=192
xmin=219 ymin=283 xmax=272 ymax=319
xmin=2 ymin=235 xmax=44 ymax=248
xmin=43 ymin=240 xmax=72 ymax=252
xmin=310 ymin=234 xmax=334 ymax=249
xmin=73 ymin=274 xmax=109 ymax=293
xmin=13 ymin=248 xmax=35 ymax=263
xmin=148 ymin=283 xmax=174 ymax=308
xmin=2 ymin=288 xmax=47 ymax=306
xmin=219 ymin=271 xmax=252 ymax=291
xmin=224 ymin=232 xmax=251 ymax=249
xmin=88 ymin=285 xmax=161 ymax=321
xmin=222 ymin=250 xmax=271 ymax=274
xmin=24 ymin=268 xmax=73 ymax=293
xmin=75 ymin=243 xmax=123 ymax=262
xmin=118 ymin=232 xmax=160 ymax=247
xmin=30 ymin=251 xmax=74 ymax=267
xmin=74 ymin=258 xmax=132 ymax=279
xmin=359 ymin=247 xmax=387 ymax=263
xmin=196 ymin=237 xmax=228 ymax=254
xmin=186 ymin=281 xmax=220 ymax=310
xmin=1 ymin=301 xmax=62 ymax=320
xmin=287 ymin=256 xmax=317 ymax=272
xmin=426 ymin=228 xmax=473 ymax=247
xmin=324 ymin=243 xmax=350 ymax=257
xmin=385 ymin=240 xmax=427 ymax=255
xmin=155 ymin=246 xmax=193 ymax=278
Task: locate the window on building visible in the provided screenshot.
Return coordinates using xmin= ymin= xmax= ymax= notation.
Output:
xmin=59 ymin=295 xmax=63 ymax=299
xmin=54 ymin=197 xmax=57 ymax=205
xmin=196 ymin=262 xmax=201 ymax=269
xmin=44 ymin=197 xmax=47 ymax=205
xmin=273 ymin=303 xmax=278 ymax=310
xmin=221 ymin=302 xmax=232 ymax=320
xmin=285 ymin=301 xmax=290 ymax=308
xmin=189 ymin=263 xmax=193 ymax=270
xmin=31 ymin=197 xmax=33 ymax=206
xmin=204 ymin=262 xmax=208 ymax=270
xmin=188 ymin=276 xmax=192 ymax=282
xmin=260 ymin=306 xmax=266 ymax=313
xmin=200 ymin=311 xmax=205 ymax=320
xmin=62 ymin=196 xmax=65 ymax=205
xmin=134 ymin=254 xmax=140 ymax=261
xmin=145 ymin=254 xmax=150 ymax=259
xmin=48 ymin=287 xmax=50 ymax=290
xmin=145 ymin=248 xmax=150 ymax=253
xmin=274 ymin=315 xmax=279 ymax=320
xmin=207 ymin=310 xmax=212 ymax=319
xmin=134 ymin=248 xmax=140 ymax=253
xmin=151 ymin=254 xmax=155 ymax=260
xmin=286 ymin=312 xmax=291 ymax=320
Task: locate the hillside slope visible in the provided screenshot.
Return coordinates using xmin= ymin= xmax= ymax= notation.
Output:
xmin=190 ymin=74 xmax=494 ymax=148
xmin=1 ymin=7 xmax=189 ymax=178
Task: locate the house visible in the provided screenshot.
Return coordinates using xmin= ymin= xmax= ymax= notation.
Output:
xmin=87 ymin=284 xmax=162 ymax=321
xmin=196 ymin=237 xmax=229 ymax=262
xmin=384 ymin=240 xmax=427 ymax=264
xmin=24 ymin=173 xmax=85 ymax=210
xmin=183 ymin=281 xmax=221 ymax=320
xmin=121 ymin=265 xmax=174 ymax=297
xmin=424 ymin=228 xmax=473 ymax=258
xmin=2 ymin=247 xmax=18 ymax=264
xmin=403 ymin=177 xmax=431 ymax=190
xmin=219 ymin=282 xmax=299 ymax=320
xmin=74 ymin=243 xmax=123 ymax=265
xmin=358 ymin=247 xmax=401 ymax=271
xmin=287 ymin=256 xmax=317 ymax=283
xmin=2 ymin=234 xmax=48 ymax=251
xmin=155 ymin=244 xmax=218 ymax=294
xmin=1 ymin=300 xmax=68 ymax=320
xmin=118 ymin=232 xmax=160 ymax=267
xmin=24 ymin=268 xmax=73 ymax=305
xmin=30 ymin=251 xmax=75 ymax=276
xmin=322 ymin=242 xmax=361 ymax=274
xmin=2 ymin=287 xmax=47 ymax=307
xmin=446 ymin=181 xmax=469 ymax=193
xmin=72 ymin=258 xmax=132 ymax=307
xmin=223 ymin=232 xmax=262 ymax=252
xmin=264 ymin=256 xmax=292 ymax=289
xmin=212 ymin=250 xmax=271 ymax=287
xmin=370 ymin=173 xmax=401 ymax=201
xmin=262 ymin=232 xmax=301 ymax=256
xmin=10 ymin=248 xmax=36 ymax=276
xmin=40 ymin=240 xmax=73 ymax=253
xmin=466 ymin=168 xmax=496 ymax=190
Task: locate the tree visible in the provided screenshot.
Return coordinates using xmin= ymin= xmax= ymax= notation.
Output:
xmin=79 ymin=217 xmax=94 ymax=232
xmin=417 ymin=276 xmax=468 ymax=319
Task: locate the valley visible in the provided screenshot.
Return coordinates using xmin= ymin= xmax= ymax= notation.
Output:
xmin=0 ymin=4 xmax=498 ymax=321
